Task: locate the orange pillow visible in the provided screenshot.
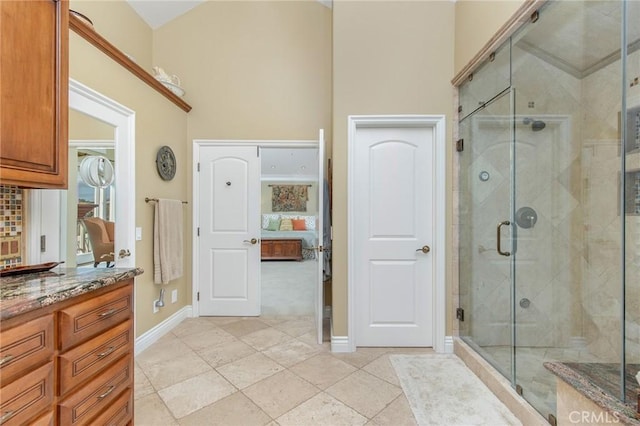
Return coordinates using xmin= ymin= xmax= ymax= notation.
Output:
xmin=292 ymin=218 xmax=306 ymax=230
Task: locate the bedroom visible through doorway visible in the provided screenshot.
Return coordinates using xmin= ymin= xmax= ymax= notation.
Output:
xmin=260 ymin=147 xmax=323 ymax=317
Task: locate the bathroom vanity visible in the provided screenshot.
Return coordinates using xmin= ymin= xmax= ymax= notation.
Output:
xmin=0 ymin=267 xmax=142 ymax=425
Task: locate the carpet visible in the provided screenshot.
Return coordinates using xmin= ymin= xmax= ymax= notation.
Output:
xmin=390 ymin=354 xmax=522 ymax=426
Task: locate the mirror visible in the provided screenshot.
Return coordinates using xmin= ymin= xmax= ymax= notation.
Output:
xmin=68 ymin=109 xmax=116 ymax=267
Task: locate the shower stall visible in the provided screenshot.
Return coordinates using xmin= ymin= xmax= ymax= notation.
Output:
xmin=457 ymin=0 xmax=639 ymax=420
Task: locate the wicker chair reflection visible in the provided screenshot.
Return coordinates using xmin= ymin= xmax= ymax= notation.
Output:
xmin=82 ymin=217 xmax=115 ymax=267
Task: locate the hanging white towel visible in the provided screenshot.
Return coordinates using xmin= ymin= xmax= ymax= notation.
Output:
xmin=153 ymin=199 xmax=184 ymax=284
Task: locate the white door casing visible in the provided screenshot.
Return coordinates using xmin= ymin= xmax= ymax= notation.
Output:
xmin=197 ymin=145 xmax=261 ymax=316
xmin=348 ymin=115 xmax=446 ymax=352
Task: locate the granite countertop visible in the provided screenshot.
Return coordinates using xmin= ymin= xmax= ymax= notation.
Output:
xmin=545 ymin=361 xmax=640 ymax=425
xmin=0 ymin=267 xmax=144 ymax=321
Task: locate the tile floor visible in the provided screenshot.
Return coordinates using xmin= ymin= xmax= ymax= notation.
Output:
xmin=135 ymin=316 xmax=434 ymax=425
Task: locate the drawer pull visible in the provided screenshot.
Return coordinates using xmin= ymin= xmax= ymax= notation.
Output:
xmin=97 ymin=385 xmax=116 ymax=400
xmin=0 ymin=354 xmax=14 ymax=366
xmin=99 ymin=308 xmax=117 ymax=318
xmin=96 ymin=346 xmax=115 ymax=359
xmin=0 ymin=410 xmax=14 ymax=423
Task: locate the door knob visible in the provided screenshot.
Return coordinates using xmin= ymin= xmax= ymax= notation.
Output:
xmin=118 ymin=249 xmax=131 ymax=258
xmin=416 ymin=245 xmax=431 ymax=254
xmin=243 ymin=238 xmax=258 ymax=245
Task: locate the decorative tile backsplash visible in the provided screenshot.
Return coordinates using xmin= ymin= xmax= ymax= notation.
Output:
xmin=0 ymin=185 xmax=23 ymax=269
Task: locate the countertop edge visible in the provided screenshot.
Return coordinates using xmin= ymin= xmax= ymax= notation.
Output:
xmin=544 ymin=361 xmax=640 ymax=425
xmin=0 ymin=267 xmax=144 ymax=321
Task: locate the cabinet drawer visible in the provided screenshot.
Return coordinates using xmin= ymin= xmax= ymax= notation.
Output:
xmin=0 ymin=361 xmax=54 ymax=426
xmin=31 ymin=410 xmax=54 ymax=426
xmin=58 ymin=355 xmax=132 ymax=426
xmin=59 ymin=285 xmax=132 ymax=351
xmin=58 ymin=320 xmax=133 ymax=396
xmin=89 ymin=388 xmax=132 ymax=426
xmin=0 ymin=314 xmax=54 ymax=387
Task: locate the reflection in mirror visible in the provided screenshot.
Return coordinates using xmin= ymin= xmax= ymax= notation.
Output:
xmin=67 ymin=109 xmax=116 ymax=268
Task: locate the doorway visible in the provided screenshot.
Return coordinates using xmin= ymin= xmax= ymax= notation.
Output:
xmin=193 ymin=135 xmax=326 ymax=344
xmin=260 ymin=147 xmax=321 ymax=317
xmin=348 ymin=115 xmax=446 ymax=351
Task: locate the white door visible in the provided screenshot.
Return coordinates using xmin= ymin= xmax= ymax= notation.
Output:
xmin=353 ymin=125 xmax=434 ymax=347
xmin=315 ymin=130 xmax=325 ymax=344
xmin=198 ymin=146 xmax=261 ymax=316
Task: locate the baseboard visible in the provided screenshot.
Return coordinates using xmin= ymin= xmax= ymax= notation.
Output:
xmin=135 ymin=305 xmax=193 ymax=356
xmin=331 ymin=335 xmax=351 ymax=353
xmin=444 ymin=335 xmax=454 ymax=354
xmin=329 ymin=315 xmax=352 ymax=353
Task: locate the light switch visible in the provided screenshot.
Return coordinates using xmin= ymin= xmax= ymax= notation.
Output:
xmin=135 ymin=227 xmax=142 ymax=241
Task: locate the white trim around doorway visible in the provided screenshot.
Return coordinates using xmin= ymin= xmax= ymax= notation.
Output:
xmin=347 ymin=115 xmax=447 ymax=353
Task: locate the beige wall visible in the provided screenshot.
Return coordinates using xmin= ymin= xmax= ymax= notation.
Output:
xmin=332 ymin=1 xmax=455 ymax=336
xmin=152 ymin=0 xmax=332 ymax=144
xmin=454 ymin=0 xmax=525 ymax=75
xmin=69 ymin=1 xmax=190 ymax=337
xmin=70 ymin=0 xmax=153 ymax=72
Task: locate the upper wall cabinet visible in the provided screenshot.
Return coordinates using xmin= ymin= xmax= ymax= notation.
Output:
xmin=0 ymin=0 xmax=69 ymax=189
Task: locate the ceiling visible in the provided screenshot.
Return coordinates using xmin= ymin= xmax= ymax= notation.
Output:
xmin=127 ymin=1 xmax=205 ymax=29
xmin=261 ymin=147 xmax=318 ymax=181
xmin=127 ymin=0 xmax=331 ymax=29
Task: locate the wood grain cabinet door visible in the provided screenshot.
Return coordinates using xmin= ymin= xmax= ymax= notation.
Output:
xmin=0 ymin=0 xmax=68 ymax=189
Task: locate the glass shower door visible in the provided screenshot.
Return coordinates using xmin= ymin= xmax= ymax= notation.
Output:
xmin=459 ymin=89 xmax=515 ymax=382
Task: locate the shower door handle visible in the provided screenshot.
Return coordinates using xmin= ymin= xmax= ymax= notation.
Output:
xmin=497 ymin=220 xmax=511 ymax=257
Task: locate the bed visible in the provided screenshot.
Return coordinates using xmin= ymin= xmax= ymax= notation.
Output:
xmin=261 ymin=214 xmax=318 ymax=260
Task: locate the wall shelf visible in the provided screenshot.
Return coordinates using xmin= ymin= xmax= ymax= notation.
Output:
xmin=69 ymin=14 xmax=192 ymax=113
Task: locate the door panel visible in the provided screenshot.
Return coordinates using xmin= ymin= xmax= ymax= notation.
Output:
xmin=199 ymin=146 xmax=260 ymax=316
xmin=354 ymin=126 xmax=433 ymax=347
xmin=316 ymin=131 xmax=325 ymax=344
xmin=458 ymin=90 xmax=514 ymax=380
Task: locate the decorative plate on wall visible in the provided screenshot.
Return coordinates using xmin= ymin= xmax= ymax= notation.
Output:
xmin=156 ymin=146 xmax=176 ymax=180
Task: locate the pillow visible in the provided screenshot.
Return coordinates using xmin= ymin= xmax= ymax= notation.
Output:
xmin=266 ymin=217 xmax=281 ymax=231
xmin=262 ymin=214 xmax=280 ymax=229
xmin=279 ymin=218 xmax=293 ymax=231
xmin=292 ymin=219 xmax=306 ymax=230
xmin=300 ymin=215 xmax=316 ymax=230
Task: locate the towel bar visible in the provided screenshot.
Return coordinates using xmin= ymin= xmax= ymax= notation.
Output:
xmin=145 ymin=197 xmax=188 ymax=204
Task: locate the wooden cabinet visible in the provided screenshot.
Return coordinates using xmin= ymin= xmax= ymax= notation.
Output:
xmin=0 ymin=0 xmax=69 ymax=189
xmin=261 ymin=239 xmax=303 ymax=261
xmin=0 ymin=280 xmax=133 ymax=425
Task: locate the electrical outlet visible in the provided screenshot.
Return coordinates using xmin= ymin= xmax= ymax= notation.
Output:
xmin=153 ymin=300 xmax=159 ymax=314
xmin=171 ymin=289 xmax=178 ymax=303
